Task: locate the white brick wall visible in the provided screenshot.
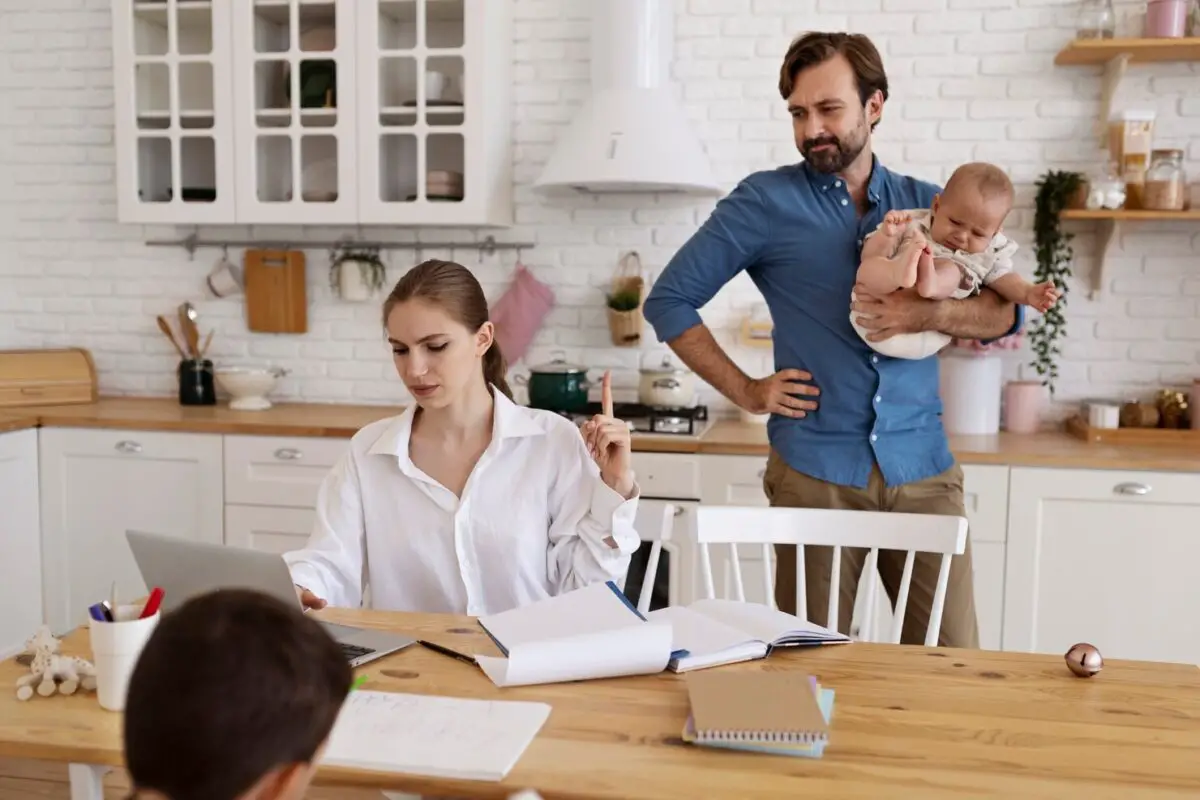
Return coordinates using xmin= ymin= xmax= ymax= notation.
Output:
xmin=1 ymin=0 xmax=1198 ymax=413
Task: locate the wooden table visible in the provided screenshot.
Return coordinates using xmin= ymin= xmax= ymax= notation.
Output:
xmin=3 ymin=608 xmax=1200 ymax=799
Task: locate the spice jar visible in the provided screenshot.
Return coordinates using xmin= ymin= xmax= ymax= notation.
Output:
xmin=1143 ymin=149 xmax=1187 ymax=211
xmin=1076 ymin=0 xmax=1116 ymax=38
xmin=1108 ymin=110 xmax=1155 ymax=208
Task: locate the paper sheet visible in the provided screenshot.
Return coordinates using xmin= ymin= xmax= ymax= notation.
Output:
xmin=476 ymin=622 xmax=673 ymax=688
xmin=478 ymin=581 xmax=644 ymax=655
xmin=320 ymin=690 xmax=551 ymax=782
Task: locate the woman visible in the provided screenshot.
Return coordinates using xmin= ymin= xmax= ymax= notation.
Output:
xmin=285 ymin=259 xmax=640 ymax=617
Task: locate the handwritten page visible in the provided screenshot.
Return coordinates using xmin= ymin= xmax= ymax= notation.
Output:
xmin=320 ymin=691 xmax=552 ymax=782
xmin=475 ymin=622 xmax=673 ymax=687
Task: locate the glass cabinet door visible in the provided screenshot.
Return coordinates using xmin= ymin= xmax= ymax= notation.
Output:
xmin=232 ymin=0 xmax=358 ymax=223
xmin=113 ymin=0 xmax=236 ymax=223
xmin=357 ymin=0 xmax=472 ymax=224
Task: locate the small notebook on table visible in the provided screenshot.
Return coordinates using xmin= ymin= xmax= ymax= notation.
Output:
xmin=681 ymin=671 xmax=834 ymax=758
xmin=647 ymin=597 xmax=850 ymax=672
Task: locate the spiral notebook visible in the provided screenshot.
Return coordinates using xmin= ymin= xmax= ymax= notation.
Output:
xmin=682 ymin=671 xmax=831 ymax=754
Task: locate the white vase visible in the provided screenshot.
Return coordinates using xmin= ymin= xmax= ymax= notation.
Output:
xmin=337 ymin=260 xmax=373 ymax=302
xmin=938 ymin=353 xmax=1002 ymax=435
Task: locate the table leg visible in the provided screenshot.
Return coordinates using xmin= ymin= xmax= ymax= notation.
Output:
xmin=68 ymin=763 xmax=111 ymax=800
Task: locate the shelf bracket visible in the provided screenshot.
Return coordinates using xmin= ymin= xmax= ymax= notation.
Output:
xmin=1089 ymin=218 xmax=1119 ymax=300
xmin=1097 ymin=53 xmax=1130 ymax=148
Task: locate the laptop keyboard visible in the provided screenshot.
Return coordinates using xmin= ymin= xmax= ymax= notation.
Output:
xmin=341 ymin=642 xmax=376 ymax=661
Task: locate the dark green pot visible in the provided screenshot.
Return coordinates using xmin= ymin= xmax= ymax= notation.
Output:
xmin=518 ymin=354 xmax=591 ymax=413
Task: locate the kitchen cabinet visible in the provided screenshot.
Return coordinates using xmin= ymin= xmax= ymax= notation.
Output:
xmin=1003 ymin=467 xmax=1200 ymax=666
xmin=112 ymin=0 xmax=513 ymax=227
xmin=37 ymin=429 xmax=223 ymax=633
xmin=0 ymin=430 xmax=42 ymax=658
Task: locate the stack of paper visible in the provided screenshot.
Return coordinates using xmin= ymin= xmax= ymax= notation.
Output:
xmin=647 ymin=598 xmax=850 ymax=672
xmin=681 ymin=671 xmax=835 ymax=759
xmin=321 ymin=690 xmax=552 ymax=781
xmin=474 ymin=581 xmax=673 ymax=687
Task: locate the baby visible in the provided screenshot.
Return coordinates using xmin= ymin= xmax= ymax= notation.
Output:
xmin=851 ymin=162 xmax=1059 ymax=360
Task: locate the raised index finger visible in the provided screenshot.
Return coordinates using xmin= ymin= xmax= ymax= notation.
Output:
xmin=601 ymin=370 xmax=614 ymax=417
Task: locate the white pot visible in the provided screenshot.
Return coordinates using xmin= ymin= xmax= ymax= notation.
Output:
xmin=938 ymin=353 xmax=1002 ymax=435
xmin=336 ymin=260 xmax=374 ymax=302
xmin=638 ymin=355 xmax=696 ymax=408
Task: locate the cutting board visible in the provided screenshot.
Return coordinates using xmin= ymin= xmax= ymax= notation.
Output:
xmin=243 ymin=248 xmax=307 ymax=333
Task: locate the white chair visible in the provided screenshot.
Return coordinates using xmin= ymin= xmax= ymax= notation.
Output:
xmin=693 ymin=505 xmax=967 ymax=646
xmin=634 ymin=502 xmax=678 ymax=613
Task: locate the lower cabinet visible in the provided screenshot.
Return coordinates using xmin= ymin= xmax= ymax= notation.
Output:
xmin=38 ymin=428 xmax=223 ymax=633
xmin=0 ymin=429 xmax=42 ymax=657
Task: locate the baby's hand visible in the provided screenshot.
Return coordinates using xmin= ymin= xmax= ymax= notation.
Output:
xmin=1026 ymin=281 xmax=1060 ymax=313
xmin=882 ymin=210 xmax=912 ymax=237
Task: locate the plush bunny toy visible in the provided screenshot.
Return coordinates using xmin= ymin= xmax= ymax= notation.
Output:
xmin=14 ymin=625 xmax=98 ymax=700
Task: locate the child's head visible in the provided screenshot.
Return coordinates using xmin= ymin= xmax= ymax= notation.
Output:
xmin=929 ymin=162 xmax=1014 ymax=255
xmin=123 ymin=588 xmax=352 ymax=800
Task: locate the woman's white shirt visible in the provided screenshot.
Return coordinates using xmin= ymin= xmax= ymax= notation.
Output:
xmin=283 ymin=390 xmax=641 ymax=617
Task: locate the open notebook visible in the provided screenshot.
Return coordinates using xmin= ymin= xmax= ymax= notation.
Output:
xmin=647 ymin=598 xmax=850 ymax=672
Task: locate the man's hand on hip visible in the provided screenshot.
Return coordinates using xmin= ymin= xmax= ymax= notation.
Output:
xmin=740 ymin=369 xmax=819 ymax=418
xmin=851 ymin=284 xmax=937 ymax=342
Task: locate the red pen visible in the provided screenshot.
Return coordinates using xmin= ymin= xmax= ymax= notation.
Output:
xmin=139 ymin=587 xmax=165 ymax=619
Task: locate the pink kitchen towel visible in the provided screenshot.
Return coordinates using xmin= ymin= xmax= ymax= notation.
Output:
xmin=491 ymin=263 xmax=555 ymax=364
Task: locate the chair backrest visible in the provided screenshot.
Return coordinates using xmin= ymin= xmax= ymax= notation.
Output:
xmin=693 ymin=506 xmax=967 ymax=646
xmin=634 ymin=503 xmax=677 ymax=613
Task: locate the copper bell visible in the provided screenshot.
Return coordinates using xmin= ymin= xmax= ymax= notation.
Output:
xmin=1065 ymin=642 xmax=1103 ymax=677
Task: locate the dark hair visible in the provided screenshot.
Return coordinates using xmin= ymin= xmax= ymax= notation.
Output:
xmin=123 ymin=589 xmax=352 ymax=800
xmin=779 ymin=32 xmax=889 ymax=131
xmin=381 ymin=258 xmax=513 ymax=400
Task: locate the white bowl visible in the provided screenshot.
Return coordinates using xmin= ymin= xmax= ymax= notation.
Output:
xmin=215 ymin=366 xmax=286 ymax=411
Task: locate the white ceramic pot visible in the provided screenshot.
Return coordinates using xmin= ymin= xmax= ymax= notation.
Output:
xmin=938 ymin=353 xmax=1002 ymax=435
xmin=337 ymin=260 xmax=374 ymax=302
xmin=638 ymin=355 xmax=696 ymax=408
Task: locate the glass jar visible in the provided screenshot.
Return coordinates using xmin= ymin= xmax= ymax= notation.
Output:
xmin=1076 ymin=0 xmax=1116 ymax=38
xmin=1142 ymin=149 xmax=1187 ymax=211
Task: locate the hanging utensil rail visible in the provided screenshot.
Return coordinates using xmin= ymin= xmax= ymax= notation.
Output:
xmin=144 ymin=232 xmax=536 ymax=260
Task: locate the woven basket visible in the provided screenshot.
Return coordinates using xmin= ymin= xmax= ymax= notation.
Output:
xmin=605 ymin=252 xmax=645 ymax=347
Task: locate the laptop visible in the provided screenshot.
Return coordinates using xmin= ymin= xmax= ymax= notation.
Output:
xmin=125 ymin=531 xmax=415 ymax=667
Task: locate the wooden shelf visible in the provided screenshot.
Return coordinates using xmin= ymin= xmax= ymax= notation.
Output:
xmin=1061 ymin=207 xmax=1200 ymax=299
xmin=1054 ymin=37 xmax=1200 ymax=66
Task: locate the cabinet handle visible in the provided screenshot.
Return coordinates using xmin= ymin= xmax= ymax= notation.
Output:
xmin=114 ymin=440 xmax=142 ymax=454
xmin=1113 ymin=481 xmax=1151 ymax=496
xmin=274 ymin=447 xmax=303 ymax=461
xmin=673 ymin=506 xmax=685 ymax=516
xmin=757 ymin=468 xmax=765 ymax=479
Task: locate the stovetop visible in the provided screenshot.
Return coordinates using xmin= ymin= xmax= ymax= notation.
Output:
xmin=559 ymin=402 xmax=709 ymax=436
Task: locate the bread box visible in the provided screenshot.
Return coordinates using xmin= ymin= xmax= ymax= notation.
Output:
xmin=0 ymin=348 xmax=97 ymax=407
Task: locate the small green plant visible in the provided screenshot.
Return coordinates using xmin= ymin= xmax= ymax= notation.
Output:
xmin=1029 ymin=169 xmax=1084 ymax=396
xmin=329 ymin=245 xmax=387 ymax=297
xmin=606 ymin=286 xmax=641 ymax=312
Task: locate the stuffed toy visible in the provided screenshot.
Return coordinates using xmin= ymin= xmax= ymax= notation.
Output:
xmin=14 ymin=625 xmax=97 ymax=700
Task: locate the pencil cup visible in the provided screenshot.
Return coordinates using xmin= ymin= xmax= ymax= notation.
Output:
xmin=89 ymin=605 xmax=159 ymax=712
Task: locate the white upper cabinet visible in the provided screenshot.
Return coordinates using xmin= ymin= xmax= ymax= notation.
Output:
xmin=112 ymin=0 xmax=513 ymax=227
xmin=112 ymin=0 xmax=238 ymax=223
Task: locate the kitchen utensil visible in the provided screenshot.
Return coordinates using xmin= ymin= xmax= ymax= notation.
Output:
xmin=178 ymin=302 xmax=200 ymax=357
xmin=638 ymin=355 xmax=697 ymax=408
xmin=206 ymin=250 xmax=242 ymax=298
xmin=513 ymin=352 xmax=591 ymax=413
xmin=177 ymin=358 xmax=216 ymax=406
xmin=199 ymin=330 xmax=214 ymax=358
xmin=155 ymin=316 xmax=187 ymax=359
xmin=243 ymin=249 xmax=308 ymax=333
xmin=214 ymin=365 xmax=288 ymax=411
xmin=0 ymin=347 xmax=97 ymax=407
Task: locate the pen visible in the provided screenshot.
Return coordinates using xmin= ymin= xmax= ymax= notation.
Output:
xmin=88 ymin=603 xmax=108 ymax=623
xmin=417 ymin=639 xmax=477 ymax=667
xmin=139 ymin=587 xmax=165 ymax=619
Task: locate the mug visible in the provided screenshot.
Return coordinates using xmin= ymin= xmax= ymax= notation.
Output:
xmin=425 ymin=70 xmax=447 ymax=101
xmin=206 ymin=254 xmax=242 ymax=298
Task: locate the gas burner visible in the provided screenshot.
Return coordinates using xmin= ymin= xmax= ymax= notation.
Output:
xmin=559 ymin=403 xmax=709 ymax=436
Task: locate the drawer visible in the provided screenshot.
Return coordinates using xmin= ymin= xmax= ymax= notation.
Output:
xmin=699 ymin=454 xmax=769 ymax=506
xmin=224 ymin=435 xmax=349 ymax=508
xmin=630 ymin=452 xmax=701 ymax=500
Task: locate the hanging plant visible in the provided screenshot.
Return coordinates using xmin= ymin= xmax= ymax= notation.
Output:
xmin=1029 ymin=170 xmax=1084 ymax=396
xmin=329 ymin=244 xmax=387 ymax=303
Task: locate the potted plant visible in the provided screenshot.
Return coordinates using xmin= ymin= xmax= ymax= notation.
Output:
xmin=605 ymin=251 xmax=646 ymax=347
xmin=1029 ymin=169 xmax=1085 ymax=396
xmin=329 ymin=245 xmax=387 ymax=303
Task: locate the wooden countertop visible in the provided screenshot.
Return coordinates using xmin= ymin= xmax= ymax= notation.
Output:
xmin=2 ymin=397 xmax=1200 ymax=471
xmin=3 ymin=608 xmax=1199 ymax=798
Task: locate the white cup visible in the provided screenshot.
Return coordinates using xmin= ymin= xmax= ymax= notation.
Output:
xmin=1087 ymin=402 xmax=1120 ymax=429
xmin=206 ymin=256 xmax=242 ymax=298
xmin=89 ymin=605 xmax=160 ymax=712
xmin=425 ymin=70 xmax=447 ymax=101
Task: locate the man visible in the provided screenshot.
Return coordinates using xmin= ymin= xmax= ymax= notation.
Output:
xmin=642 ymin=32 xmax=1022 ymax=648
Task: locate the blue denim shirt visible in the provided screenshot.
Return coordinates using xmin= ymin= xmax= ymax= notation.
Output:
xmin=643 ymin=158 xmax=1023 ymax=489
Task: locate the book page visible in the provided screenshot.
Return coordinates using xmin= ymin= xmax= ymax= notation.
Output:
xmin=647 ymin=605 xmax=764 ymax=656
xmin=320 ymin=691 xmax=552 ymax=782
xmin=476 ymin=622 xmax=672 ymax=687
xmin=687 ymin=598 xmax=848 ymax=645
xmin=478 ymin=581 xmax=643 ymax=654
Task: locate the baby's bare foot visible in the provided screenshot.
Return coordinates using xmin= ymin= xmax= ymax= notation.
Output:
xmin=916 ymin=249 xmax=939 ymax=297
xmin=893 ymin=237 xmax=923 ymax=289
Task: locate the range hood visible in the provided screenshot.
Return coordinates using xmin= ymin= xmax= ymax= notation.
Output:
xmin=532 ymin=0 xmax=722 ymax=197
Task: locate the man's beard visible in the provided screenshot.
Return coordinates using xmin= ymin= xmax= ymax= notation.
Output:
xmin=800 ymin=124 xmax=868 ymax=173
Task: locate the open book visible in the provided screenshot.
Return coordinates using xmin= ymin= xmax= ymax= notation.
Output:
xmin=646 ymin=598 xmax=850 ymax=672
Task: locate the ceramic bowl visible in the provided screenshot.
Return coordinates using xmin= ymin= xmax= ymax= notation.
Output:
xmin=215 ymin=366 xmax=287 ymax=411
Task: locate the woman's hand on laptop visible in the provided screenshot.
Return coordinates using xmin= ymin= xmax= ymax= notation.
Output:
xmin=295 ymin=585 xmax=327 ymax=610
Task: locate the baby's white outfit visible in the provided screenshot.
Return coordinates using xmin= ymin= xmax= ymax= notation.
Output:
xmin=850 ymin=208 xmax=1018 ymax=360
